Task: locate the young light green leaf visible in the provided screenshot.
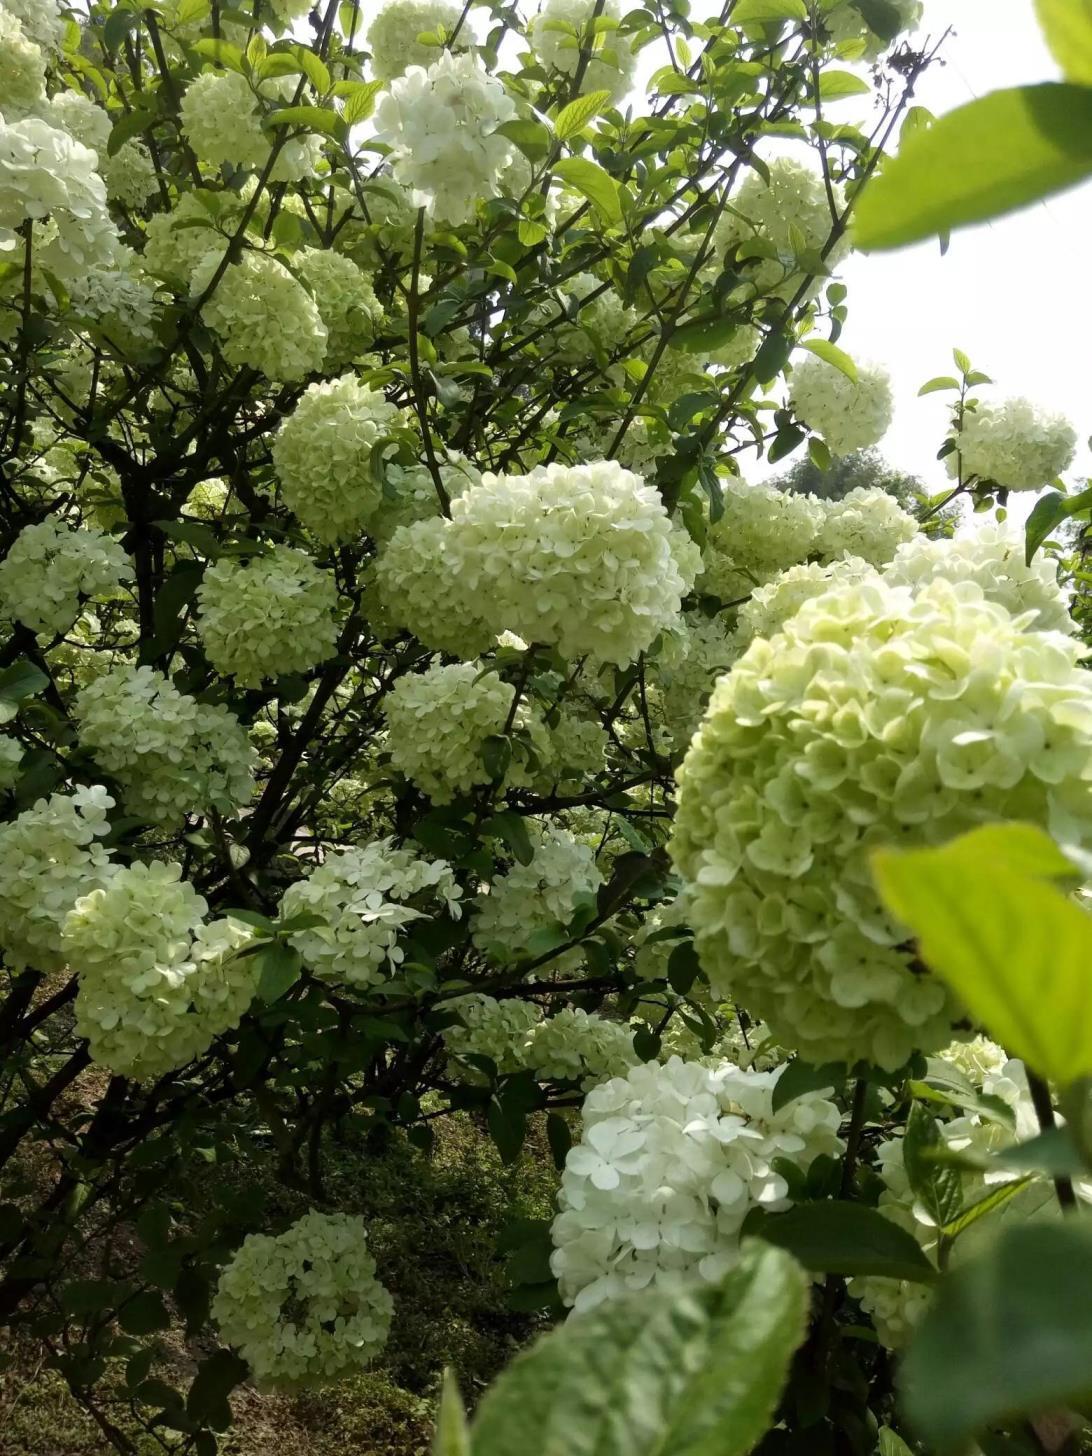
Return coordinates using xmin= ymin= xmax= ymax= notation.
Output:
xmin=801 ymin=338 xmax=857 ymax=382
xmin=266 ymin=105 xmax=344 ymax=138
xmin=472 ymin=1241 xmax=808 ymax=1456
xmin=873 ymin=825 xmax=1092 ymax=1088
xmin=434 ymin=1369 xmax=471 ymax=1456
xmin=1035 ymin=0 xmax=1092 ymax=84
xmin=1024 ymin=489 xmax=1067 ymax=563
xmin=551 ymin=157 xmax=623 ymax=224
xmin=917 ymin=375 xmax=960 ymax=396
xmin=756 ymin=1202 xmax=938 ymax=1284
xmin=339 ymin=78 xmax=384 ymax=126
xmin=732 ymin=0 xmax=807 ymax=21
xmin=855 ymin=84 xmax=1092 ymax=250
xmin=554 ymin=89 xmax=612 ymax=140
xmin=938 ymin=1175 xmax=1031 ymax=1242
xmin=819 ymin=70 xmax=871 ymax=101
xmin=903 ymin=1102 xmax=963 ymax=1230
xmin=900 ymin=1223 xmax=1092 ymax=1448
xmin=191 ymin=37 xmax=245 ymax=71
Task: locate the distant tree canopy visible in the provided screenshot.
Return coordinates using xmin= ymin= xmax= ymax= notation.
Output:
xmin=772 ymin=447 xmax=923 ymax=505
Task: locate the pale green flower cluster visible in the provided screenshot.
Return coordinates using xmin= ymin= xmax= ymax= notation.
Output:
xmin=472 ymin=823 xmax=602 ymax=964
xmin=66 ymin=861 xmax=255 ymax=1078
xmin=273 ymin=374 xmax=403 ymax=544
xmin=558 ymin=272 xmax=640 ymax=359
xmin=699 ymin=479 xmax=824 ymax=602
xmin=0 ymin=5 xmax=46 ymax=119
xmin=789 ymin=357 xmax=894 ymax=456
xmin=101 ymin=140 xmax=157 ymax=210
xmin=197 ymin=546 xmax=339 ymax=688
xmin=373 ymin=51 xmax=515 ymax=225
xmin=369 ymin=453 xmax=480 ymax=544
xmin=394 ymin=461 xmax=700 ymax=666
xmin=0 ymin=112 xmax=119 ymax=282
xmin=212 ymin=1212 xmax=393 ymax=1390
xmin=295 ymin=249 xmax=385 ymax=372
xmin=442 ymin=993 xmax=543 ymax=1079
xmin=526 ymin=1008 xmax=638 ymax=1089
xmin=0 ymin=784 xmax=116 ymax=970
xmin=142 ymin=191 xmax=226 ymax=286
xmin=180 ymin=71 xmax=318 ymax=180
xmin=75 ymin=663 xmax=256 ymax=825
xmin=528 ymin=0 xmax=636 ymax=99
xmin=654 ymin=612 xmax=738 ymax=752
xmin=733 ymin=557 xmax=875 ymax=650
xmin=191 ymin=248 xmax=327 ymax=382
xmin=671 ymin=575 xmax=1092 ymax=1070
xmin=281 ymin=839 xmax=462 ymax=987
xmin=47 ymin=89 xmax=111 ymax=155
xmin=953 ymin=396 xmax=1077 ymax=491
xmin=4 ymin=0 xmax=63 ymax=51
xmin=0 ymin=517 xmax=131 ymax=636
xmin=884 ymin=520 xmax=1073 ymax=634
xmin=540 ymin=705 xmax=609 ymax=790
xmin=814 ymin=485 xmax=918 ymax=567
xmin=551 ymin=1056 xmax=843 ymax=1311
xmin=365 ymin=0 xmax=468 ymax=79
xmin=371 ymin=516 xmax=493 ymax=657
xmin=68 ymin=251 xmax=160 ymax=353
xmin=715 ymin=157 xmax=848 ymax=301
xmin=382 ymin=661 xmax=518 ymax=803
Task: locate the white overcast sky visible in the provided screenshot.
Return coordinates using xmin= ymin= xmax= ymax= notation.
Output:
xmin=823 ymin=0 xmax=1091 ymax=496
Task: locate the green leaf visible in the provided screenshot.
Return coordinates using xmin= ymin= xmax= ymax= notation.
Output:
xmin=254 ymin=942 xmax=302 ymax=1004
xmin=187 ymin=1348 xmax=249 ymax=1432
xmin=155 ymin=518 xmax=222 ymax=557
xmin=872 ymin=824 xmax=1092 ymax=1087
xmin=434 ymin=1369 xmax=471 ymax=1456
xmin=851 ymin=0 xmax=903 ymax=42
xmin=119 ymin=1290 xmax=170 ymax=1335
xmin=801 ymin=338 xmax=857 ymax=382
xmin=496 ymin=119 xmax=552 ymax=162
xmin=1024 ymin=490 xmax=1067 ymax=563
xmin=0 ymin=659 xmax=48 ymax=706
xmin=339 ymin=78 xmax=384 ymax=125
xmin=900 ymin=1223 xmax=1092 ymax=1448
xmin=294 ymin=45 xmax=331 ymax=94
xmin=917 ymin=375 xmax=960 ymax=396
xmin=756 ymin=1202 xmax=938 ymax=1284
xmin=108 ymin=106 xmax=157 ymax=157
xmin=484 ymin=810 xmax=534 ymax=867
xmin=546 ymin=1112 xmax=572 ymax=1170
xmin=808 ymin=436 xmax=832 ymax=472
xmin=731 ymin=0 xmax=807 ymax=21
xmin=554 ymin=89 xmax=613 ymax=140
xmin=472 ymin=1241 xmax=808 ymax=1456
xmin=903 ymin=1102 xmax=963 ymax=1229
xmin=938 ymin=1175 xmax=1031 ymax=1242
xmin=551 ymin=157 xmax=623 ymax=224
xmin=819 ymin=70 xmax=871 ymax=101
xmin=1035 ymin=0 xmax=1092 ymax=84
xmin=855 ymin=83 xmax=1092 ymax=250
xmin=192 ymin=37 xmax=246 ymax=71
xmin=267 ymin=105 xmax=343 ymax=138
xmin=103 ymin=8 xmax=139 ymax=52
xmin=672 ymin=318 xmax=749 ymax=355
xmin=771 ymin=1060 xmax=844 ymax=1113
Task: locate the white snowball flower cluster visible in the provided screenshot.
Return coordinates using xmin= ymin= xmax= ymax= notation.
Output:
xmin=715 ymin=158 xmax=848 ymax=300
xmin=884 ymin=520 xmax=1073 ymax=634
xmin=142 ymin=191 xmax=226 ymax=286
xmin=47 ymin=90 xmax=111 ymax=155
xmin=654 ymin=612 xmax=738 ymax=752
xmin=442 ymin=993 xmax=543 ymax=1079
xmin=196 ymin=547 xmax=339 ymax=688
xmin=366 ymin=0 xmax=469 ymax=78
xmin=65 ymin=861 xmax=255 ymax=1078
xmin=671 ymin=575 xmax=1092 ymax=1070
xmin=180 ymin=71 xmax=269 ymax=170
xmin=373 ymin=51 xmax=515 ymax=224
xmin=101 ymin=141 xmax=158 ymax=210
xmin=733 ymin=557 xmax=875 ymax=650
xmin=212 ymin=1213 xmax=393 ymax=1390
xmin=5 ymin=0 xmax=61 ymax=50
xmin=296 ymin=249 xmax=385 ymax=371
xmin=371 ymin=516 xmax=493 ymax=658
xmin=0 ymin=6 xmax=46 ymax=119
xmin=539 ymin=704 xmax=609 ymax=789
xmin=954 ymin=397 xmax=1077 ymax=491
xmin=0 ymin=785 xmax=116 ymax=971
xmin=529 ymin=0 xmax=636 ymax=99
xmin=789 ymin=357 xmax=893 ymax=456
xmin=273 ymin=374 xmax=403 ymax=544
xmin=425 ymin=461 xmax=700 ymax=666
xmin=551 ymin=1056 xmax=843 ymax=1311
xmin=281 ymin=839 xmax=462 ymax=987
xmin=814 ymin=485 xmax=918 ymax=567
xmin=0 ymin=734 xmax=23 ymax=789
xmin=191 ymin=248 xmax=327 ymax=382
xmin=699 ymin=479 xmax=824 ymax=602
xmin=0 ymin=112 xmax=119 ymax=282
xmin=75 ymin=663 xmax=256 ymax=825
xmin=0 ymin=518 xmax=131 ymax=636
xmin=382 ymin=661 xmax=517 ymax=802
xmin=557 ymin=272 xmax=639 ymax=360
xmin=526 ymin=1008 xmax=638 ymax=1089
xmin=472 ymin=824 xmax=602 ymax=964
xmin=68 ymin=251 xmax=160 ymax=353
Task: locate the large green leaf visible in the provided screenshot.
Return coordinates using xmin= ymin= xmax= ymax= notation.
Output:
xmin=471 ymin=1241 xmax=808 ymax=1456
xmin=755 ymin=1202 xmax=938 ymax=1284
xmin=855 ymin=84 xmax=1092 ymax=250
xmin=1036 ymin=0 xmax=1092 ymax=84
xmin=873 ymin=824 xmax=1092 ymax=1087
xmin=900 ymin=1223 xmax=1092 ymax=1448
xmin=551 ymin=157 xmax=623 ymax=224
